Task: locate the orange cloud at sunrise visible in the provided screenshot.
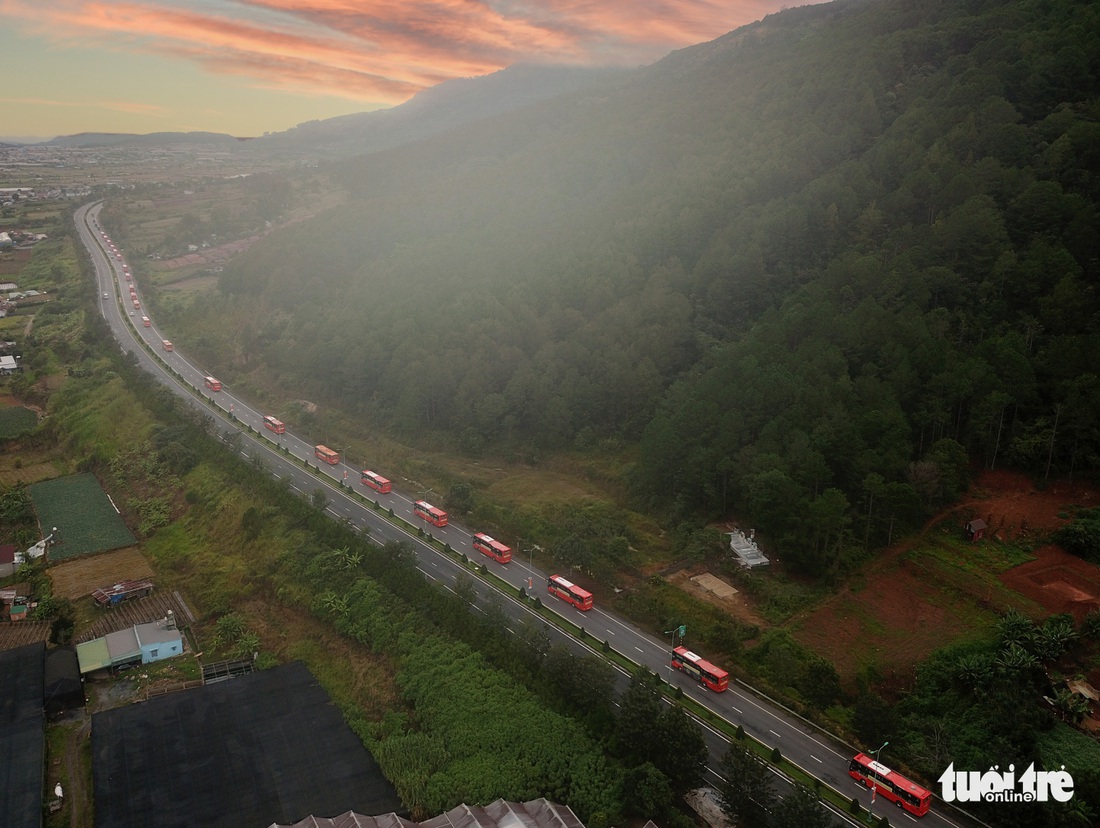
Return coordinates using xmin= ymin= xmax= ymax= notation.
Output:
xmin=3 ymin=0 xmax=807 ymax=106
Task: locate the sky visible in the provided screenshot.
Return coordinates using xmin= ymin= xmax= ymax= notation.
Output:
xmin=0 ymin=0 xmax=810 ymax=141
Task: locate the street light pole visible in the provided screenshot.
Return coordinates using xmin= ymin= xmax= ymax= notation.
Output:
xmin=867 ymin=741 xmax=889 ymax=823
xmin=667 ymin=628 xmax=676 ymax=682
xmin=663 ymin=625 xmax=685 ymax=683
xmin=526 ymin=544 xmax=541 ymax=592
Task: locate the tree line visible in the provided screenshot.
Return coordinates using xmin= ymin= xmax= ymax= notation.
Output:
xmin=162 ymin=0 xmax=1100 ymax=581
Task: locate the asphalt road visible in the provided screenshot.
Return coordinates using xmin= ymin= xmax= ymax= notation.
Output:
xmin=76 ymin=201 xmax=987 ymax=828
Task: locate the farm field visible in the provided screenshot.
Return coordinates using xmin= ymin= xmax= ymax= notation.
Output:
xmin=0 ymin=621 xmax=51 ymax=652
xmin=28 ymin=473 xmax=136 ymax=561
xmin=0 ymin=460 xmax=57 ymax=487
xmin=788 ymin=470 xmax=1100 ymax=685
xmin=49 ymin=547 xmax=153 ymax=601
xmin=0 ymin=404 xmax=36 ymax=438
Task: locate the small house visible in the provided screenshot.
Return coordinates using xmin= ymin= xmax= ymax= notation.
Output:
xmin=965 ymin=519 xmax=987 ymax=542
xmin=135 ymin=616 xmax=184 ymax=664
xmin=105 ymin=628 xmax=142 ymax=670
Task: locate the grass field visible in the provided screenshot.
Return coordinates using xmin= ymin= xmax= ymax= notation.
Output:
xmin=28 ymin=473 xmax=136 ymax=561
xmin=0 ymin=405 xmax=37 ymax=437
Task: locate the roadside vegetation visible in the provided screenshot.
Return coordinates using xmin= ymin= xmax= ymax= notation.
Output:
xmin=3 ymin=214 xmax=718 ymax=827
xmin=3 ymin=0 xmax=1099 ymax=823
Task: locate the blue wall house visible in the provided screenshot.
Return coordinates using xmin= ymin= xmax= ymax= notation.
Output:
xmin=77 ymin=617 xmax=185 ymax=675
xmin=135 ymin=618 xmax=183 ymax=664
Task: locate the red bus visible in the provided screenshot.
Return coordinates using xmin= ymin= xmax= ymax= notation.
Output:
xmin=472 ymin=533 xmax=511 ymax=563
xmin=141 ymin=316 xmax=151 ymax=327
xmin=162 ymin=340 xmax=173 ymax=352
xmin=133 ymin=299 xmax=140 ymax=309
xmin=360 ymin=470 xmax=391 ymax=494
xmin=125 ymin=272 xmax=131 ymax=281
xmin=671 ymin=646 xmax=729 ymax=692
xmin=263 ymin=415 xmax=285 ymax=434
xmin=414 ymin=500 xmax=448 ymax=527
xmin=848 ymin=753 xmax=932 ymax=817
xmin=204 ymin=376 xmax=222 ymax=392
xmin=547 ymin=575 xmax=593 ymax=611
xmin=314 ymin=445 xmax=340 ymax=465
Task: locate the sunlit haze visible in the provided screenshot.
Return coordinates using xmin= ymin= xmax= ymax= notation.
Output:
xmin=0 ymin=0 xmax=815 ymax=140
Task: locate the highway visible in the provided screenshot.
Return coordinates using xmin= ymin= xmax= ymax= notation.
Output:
xmin=76 ymin=201 xmax=985 ymax=828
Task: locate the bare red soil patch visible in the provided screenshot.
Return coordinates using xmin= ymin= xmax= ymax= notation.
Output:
xmin=967 ymin=469 xmax=1100 ymax=619
xmin=1000 ymin=546 xmax=1100 ymax=620
xmin=790 ymin=551 xmax=1017 ymax=685
xmin=957 ymin=468 xmax=1096 ymax=541
xmin=790 ymin=469 xmax=1100 ymax=683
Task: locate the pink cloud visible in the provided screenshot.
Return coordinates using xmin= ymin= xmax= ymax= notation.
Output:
xmin=0 ymin=0 xmax=805 ymax=104
xmin=0 ymin=95 xmax=166 ymax=115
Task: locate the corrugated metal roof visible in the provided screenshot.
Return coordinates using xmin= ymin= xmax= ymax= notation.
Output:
xmin=271 ymin=800 xmax=583 ymax=828
xmin=76 ymin=638 xmax=112 ymax=673
xmin=134 ymin=618 xmax=182 ymax=648
xmin=105 ymin=628 xmax=140 ymax=662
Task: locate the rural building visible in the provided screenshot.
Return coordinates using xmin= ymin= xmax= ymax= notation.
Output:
xmin=76 ymin=616 xmax=184 ymax=674
xmin=92 ymin=578 xmax=154 ymax=607
xmin=728 ymin=529 xmax=770 ymax=568
xmin=76 ymin=638 xmax=112 ymax=674
xmin=0 ymin=581 xmax=29 ymax=609
xmin=965 ymin=518 xmax=987 ymax=542
xmin=135 ymin=616 xmax=183 ymax=663
xmin=104 ymin=627 xmax=141 ymax=669
xmin=270 ymin=799 xmax=586 ymax=828
xmin=0 ymin=354 xmax=20 ymax=374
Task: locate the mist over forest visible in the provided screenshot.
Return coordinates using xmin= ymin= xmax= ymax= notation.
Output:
xmin=198 ymin=0 xmax=1100 ymax=577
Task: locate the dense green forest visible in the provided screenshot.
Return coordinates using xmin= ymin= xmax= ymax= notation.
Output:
xmin=196 ymin=0 xmax=1100 ymax=578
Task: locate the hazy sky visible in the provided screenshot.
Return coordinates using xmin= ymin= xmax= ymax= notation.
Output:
xmin=1 ymin=1 xmax=811 ymax=141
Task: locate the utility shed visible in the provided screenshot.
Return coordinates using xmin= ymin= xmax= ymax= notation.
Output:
xmin=0 ymin=641 xmax=45 ymax=828
xmin=92 ymin=660 xmax=403 ymax=828
xmin=966 ymin=519 xmax=987 ymax=542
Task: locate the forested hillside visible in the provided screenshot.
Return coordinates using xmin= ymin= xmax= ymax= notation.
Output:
xmin=209 ymin=0 xmax=1100 ymax=575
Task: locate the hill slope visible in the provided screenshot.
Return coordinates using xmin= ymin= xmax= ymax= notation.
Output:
xmin=200 ymin=0 xmax=1099 ymax=574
